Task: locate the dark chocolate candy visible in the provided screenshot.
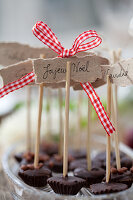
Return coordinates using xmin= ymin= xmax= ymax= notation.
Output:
xmin=47 ymin=175 xmax=85 ymax=195
xmin=93 ymin=151 xmax=126 ymax=163
xmin=92 ymin=153 xmax=114 ymax=170
xmin=120 ymin=157 xmax=132 ymax=169
xmin=74 ymin=167 xmax=105 ymax=187
xmin=20 ymin=152 xmax=50 ymax=166
xmin=69 ymin=158 xmax=101 ymax=171
xmin=112 ymin=157 xmax=132 ymax=170
xmin=69 ymin=149 xmax=86 ymax=160
xmin=40 ymin=142 xmax=58 ymax=156
xmin=45 ymin=154 xmax=73 ymax=173
xmin=18 ymin=163 xmax=52 ymax=187
xmin=92 ymin=159 xmax=109 ymax=170
xmin=45 ymin=154 xmax=63 ymax=173
xmin=130 ymin=166 xmax=133 ymax=173
xmin=90 ymin=182 xmax=128 ymax=195
xmin=69 ymin=159 xmax=87 ymax=171
xmin=92 ymin=151 xmax=127 ymax=170
xmin=20 ymin=158 xmax=33 ymax=166
xmin=14 ymin=152 xmax=24 ymax=163
xmin=107 ymin=167 xmax=133 ymax=187
xmin=14 ymin=152 xmax=37 ymax=164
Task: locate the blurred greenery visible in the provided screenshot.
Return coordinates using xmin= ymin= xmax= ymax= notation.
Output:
xmin=119 ymin=88 xmax=133 ymax=113
xmin=46 ymin=103 xmax=50 ymax=112
xmin=13 ymin=101 xmax=25 ymax=111
xmin=80 ymin=117 xmax=87 ymax=128
xmin=51 ymin=133 xmax=59 ymax=142
xmin=62 ymin=99 xmax=77 ymax=111
xmin=12 ymin=87 xmax=133 ymax=132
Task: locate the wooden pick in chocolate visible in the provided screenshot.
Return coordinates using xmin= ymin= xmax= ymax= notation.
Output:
xmin=111 ymin=85 xmax=121 ymax=169
xmin=106 ymin=75 xmax=111 ymax=182
xmin=58 ymin=88 xmax=63 ymax=157
xmin=34 ymin=54 xmax=45 ymax=168
xmin=76 ymin=91 xmax=82 ymax=150
xmin=26 ymin=86 xmax=32 ymax=152
xmin=111 ymin=49 xmax=121 ymax=169
xmin=46 ymin=88 xmax=52 ymax=139
xmin=34 ymin=83 xmax=44 ymax=168
xmin=87 ymin=99 xmax=92 ymax=171
xmin=63 ymin=61 xmax=71 ymax=177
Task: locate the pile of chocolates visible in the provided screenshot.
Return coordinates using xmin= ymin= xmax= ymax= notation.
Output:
xmin=14 ymin=144 xmax=133 ymax=196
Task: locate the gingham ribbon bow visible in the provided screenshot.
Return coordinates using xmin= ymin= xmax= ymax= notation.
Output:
xmin=32 ymin=21 xmax=102 ymax=58
xmin=0 ymin=21 xmax=115 ymax=136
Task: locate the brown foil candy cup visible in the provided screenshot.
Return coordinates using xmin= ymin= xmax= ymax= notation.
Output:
xmin=90 ymin=182 xmax=128 ymax=195
xmin=14 ymin=152 xmax=24 ymax=163
xmin=45 ymin=155 xmax=63 ymax=173
xmin=69 ymin=159 xmax=87 ymax=171
xmin=47 ymin=176 xmax=85 ymax=195
xmin=74 ymin=167 xmax=105 ymax=187
xmin=108 ymin=167 xmax=133 ymax=188
xmin=18 ymin=164 xmax=52 ymax=187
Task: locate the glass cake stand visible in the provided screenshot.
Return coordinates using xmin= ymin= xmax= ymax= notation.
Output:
xmin=2 ymin=136 xmax=133 ymax=200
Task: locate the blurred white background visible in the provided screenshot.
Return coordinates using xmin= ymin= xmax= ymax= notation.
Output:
xmin=0 ymin=0 xmax=133 ymax=149
xmin=0 ymin=0 xmax=133 ymax=52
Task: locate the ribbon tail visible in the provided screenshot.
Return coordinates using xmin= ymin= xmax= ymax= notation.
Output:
xmin=80 ymin=82 xmax=115 ymax=136
xmin=0 ymin=72 xmax=35 ymax=98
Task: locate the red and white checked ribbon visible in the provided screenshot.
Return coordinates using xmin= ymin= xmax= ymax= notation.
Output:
xmin=32 ymin=21 xmax=102 ymax=58
xmin=81 ymin=82 xmax=115 ymax=135
xmin=0 ymin=21 xmax=115 ymax=135
xmin=32 ymin=21 xmax=114 ymax=135
xmin=0 ymin=72 xmax=34 ymax=98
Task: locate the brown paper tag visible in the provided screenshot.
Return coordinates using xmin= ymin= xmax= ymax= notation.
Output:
xmin=0 ymin=60 xmax=33 ymax=86
xmin=0 ymin=42 xmax=57 ymax=66
xmin=33 ymin=55 xmax=109 ymax=85
xmin=43 ymin=82 xmax=66 ymax=88
xmin=0 ymin=42 xmax=93 ymax=66
xmin=101 ymin=58 xmax=133 ymax=86
xmin=73 ymin=79 xmax=105 ymax=90
xmin=43 ymin=80 xmax=77 ymax=89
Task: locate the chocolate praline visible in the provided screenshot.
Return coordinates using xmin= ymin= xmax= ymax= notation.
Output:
xmin=69 ymin=159 xmax=87 ymax=171
xmin=20 ymin=152 xmax=50 ymax=166
xmin=45 ymin=154 xmax=73 ymax=173
xmin=92 ymin=151 xmax=128 ymax=170
xmin=74 ymin=167 xmax=105 ymax=187
xmin=14 ymin=152 xmax=24 ymax=163
xmin=93 ymin=151 xmax=126 ymax=163
xmin=18 ymin=163 xmax=52 ymax=187
xmin=113 ymin=157 xmax=133 ymax=170
xmin=69 ymin=149 xmax=86 ymax=160
xmin=15 ymin=152 xmax=35 ymax=166
xmin=90 ymin=182 xmax=128 ymax=195
xmin=92 ymin=151 xmax=126 ymax=169
xmin=40 ymin=142 xmax=58 ymax=156
xmin=130 ymin=166 xmax=133 ymax=180
xmin=45 ymin=154 xmax=63 ymax=173
xmin=105 ymin=167 xmax=133 ymax=187
xmin=47 ymin=175 xmax=85 ymax=195
xmin=92 ymin=152 xmax=115 ymax=170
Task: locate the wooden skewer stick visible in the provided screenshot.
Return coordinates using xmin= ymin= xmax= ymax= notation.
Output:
xmin=26 ymin=86 xmax=31 ymax=152
xmin=106 ymin=75 xmax=111 ymax=183
xmin=87 ymin=99 xmax=91 ymax=171
xmin=59 ymin=88 xmax=63 ymax=157
xmin=111 ymin=49 xmax=121 ymax=169
xmin=63 ymin=62 xmax=71 ymax=177
xmin=110 ymin=85 xmax=114 ymax=152
xmin=46 ymin=88 xmax=51 ymax=138
xmin=112 ymin=85 xmax=121 ymax=169
xmin=34 ymin=84 xmax=44 ymax=168
xmin=77 ymin=91 xmax=82 ymax=150
xmin=110 ymin=50 xmax=116 ymax=151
